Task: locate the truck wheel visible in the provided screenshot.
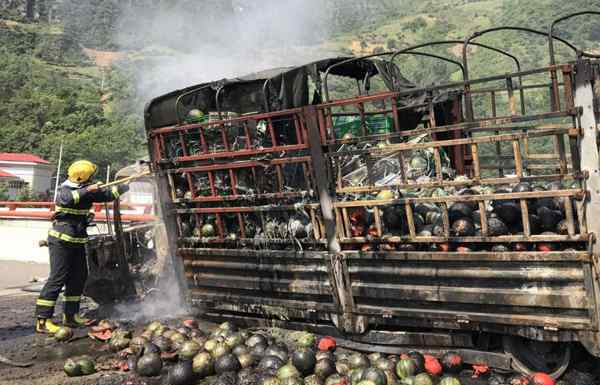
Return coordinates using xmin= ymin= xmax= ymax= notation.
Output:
xmin=503 ymin=335 xmax=571 ymax=379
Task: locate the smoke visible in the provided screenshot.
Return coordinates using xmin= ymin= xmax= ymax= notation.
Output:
xmin=116 ymin=0 xmax=337 ymax=101
xmin=111 ymin=223 xmax=190 ymax=321
xmin=110 ymin=1 xmax=340 ymax=320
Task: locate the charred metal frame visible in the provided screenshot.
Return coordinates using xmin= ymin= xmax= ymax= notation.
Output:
xmin=144 ymin=15 xmax=600 ymax=364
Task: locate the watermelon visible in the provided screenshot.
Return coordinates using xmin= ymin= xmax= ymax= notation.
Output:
xmin=449 ymin=203 xmax=473 ymax=222
xmin=383 ymin=205 xmax=406 ymax=231
xmin=168 ymin=361 xmax=195 ymax=385
xmin=265 ymin=345 xmax=288 ymax=362
xmin=412 ymin=213 xmax=425 ymax=233
xmin=326 ymin=374 xmax=351 ymax=385
xmin=487 ymin=217 xmax=508 ymax=236
xmin=215 ymin=354 xmax=241 ymax=374
xmin=361 ymin=367 xmax=387 ymax=385
xmin=438 ymin=377 xmax=461 ymax=385
xmin=55 ymin=326 xmax=74 ymax=342
xmin=396 ymin=359 xmax=416 ymax=379
xmin=406 ymin=352 xmax=425 ymax=373
xmin=64 ymin=358 xmax=81 ymax=377
xmin=193 ymin=352 xmax=214 ymax=377
xmin=397 ymin=244 xmax=417 ymax=251
xmin=425 ymin=211 xmax=442 ymax=225
xmin=318 ymin=336 xmax=337 ymax=352
xmin=530 ymin=373 xmax=555 ymax=385
xmin=536 ymin=206 xmax=563 ymax=231
xmin=238 ymin=353 xmax=257 ymax=369
xmin=556 ymin=219 xmax=570 ymax=235
xmin=494 ymin=201 xmax=521 ymax=225
xmin=513 ymin=242 xmax=528 ymax=251
xmin=136 ymin=353 xmax=163 ymax=377
xmin=456 ymin=244 xmax=473 ymax=253
xmin=413 ymin=373 xmax=433 ymax=385
xmin=316 ymin=351 xmax=334 ymax=361
xmin=282 ymin=377 xmax=304 ymax=385
xmin=451 ymin=218 xmax=475 ymax=236
xmin=212 ymin=342 xmax=232 ymax=358
xmin=375 ymin=358 xmax=395 ymax=372
xmin=247 ymin=334 xmax=268 ymax=348
xmin=440 ymin=351 xmax=462 ymax=374
xmin=259 ymin=356 xmax=285 ymax=372
xmin=507 ymin=374 xmax=531 ymax=385
xmin=377 ymin=190 xmax=395 ymax=200
xmin=513 ymin=182 xmax=531 ymax=193
xmin=315 ymin=359 xmax=337 ymax=379
xmin=423 ymin=355 xmax=442 ymax=376
xmin=491 ymin=244 xmax=509 ymax=252
xmin=295 ymin=332 xmax=317 ymax=349
xmin=306 ymin=375 xmax=325 ymax=385
xmin=179 ymin=340 xmax=201 ymax=360
xmin=277 ymin=364 xmax=301 ymax=380
xmin=336 ymin=360 xmax=352 ymax=376
xmin=292 ymin=348 xmax=317 ymax=376
xmin=418 ymin=225 xmax=433 ymax=237
xmin=349 ymin=353 xmax=369 ymax=369
xmin=225 ymin=333 xmax=244 ymax=348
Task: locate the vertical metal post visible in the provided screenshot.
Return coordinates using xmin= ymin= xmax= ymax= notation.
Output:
xmin=576 ymin=60 xmax=600 ymax=254
xmin=303 ymin=105 xmax=365 ymax=335
xmin=53 ymin=141 xmax=63 ymax=203
xmin=575 ymin=60 xmax=600 ymax=350
xmin=104 ymin=165 xmax=113 ymax=235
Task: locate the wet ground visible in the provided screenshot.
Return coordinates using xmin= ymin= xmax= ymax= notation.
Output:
xmin=1 ymin=292 xmax=600 ymax=385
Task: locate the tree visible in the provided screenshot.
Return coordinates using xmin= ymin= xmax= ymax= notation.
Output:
xmin=0 ymin=183 xmax=9 ymax=201
xmin=25 ymin=0 xmax=35 ymax=19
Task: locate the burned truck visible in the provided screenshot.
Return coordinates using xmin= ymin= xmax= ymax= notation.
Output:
xmin=143 ymin=13 xmax=600 ymax=378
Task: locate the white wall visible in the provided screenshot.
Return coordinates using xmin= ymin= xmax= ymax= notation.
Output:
xmin=31 ymin=164 xmax=52 ymax=194
xmin=0 ymin=162 xmax=53 ymax=195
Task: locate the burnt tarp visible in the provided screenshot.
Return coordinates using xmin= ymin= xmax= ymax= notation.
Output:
xmin=144 ymin=57 xmax=387 ymax=130
xmin=143 ymin=56 xmax=458 ymax=131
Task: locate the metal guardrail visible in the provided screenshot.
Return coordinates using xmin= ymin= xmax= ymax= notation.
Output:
xmin=0 ymin=201 xmax=156 ymax=222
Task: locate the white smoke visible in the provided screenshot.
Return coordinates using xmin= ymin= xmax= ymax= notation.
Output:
xmin=111 ymin=1 xmax=341 ymax=320
xmin=116 ymin=0 xmax=338 ymax=101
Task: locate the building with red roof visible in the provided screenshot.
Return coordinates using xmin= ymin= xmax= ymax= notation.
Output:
xmin=0 ymin=153 xmax=52 ymax=199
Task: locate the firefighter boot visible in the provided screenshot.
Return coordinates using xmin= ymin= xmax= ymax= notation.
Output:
xmin=63 ymin=313 xmax=93 ymax=328
xmin=36 ymin=318 xmax=61 ymax=334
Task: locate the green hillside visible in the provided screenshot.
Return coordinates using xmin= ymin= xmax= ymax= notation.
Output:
xmin=0 ymin=0 xmax=599 ymax=197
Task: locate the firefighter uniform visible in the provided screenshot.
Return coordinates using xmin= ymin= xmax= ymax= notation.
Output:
xmin=35 ymin=160 xmax=129 ymax=333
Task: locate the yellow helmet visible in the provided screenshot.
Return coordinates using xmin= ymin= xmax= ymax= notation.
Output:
xmin=67 ymin=160 xmax=97 ymax=184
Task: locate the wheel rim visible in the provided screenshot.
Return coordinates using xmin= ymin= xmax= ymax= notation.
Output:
xmin=503 ymin=335 xmax=571 ymax=379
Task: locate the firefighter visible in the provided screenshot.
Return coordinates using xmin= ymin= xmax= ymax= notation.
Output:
xmin=35 ymin=160 xmax=129 ymax=334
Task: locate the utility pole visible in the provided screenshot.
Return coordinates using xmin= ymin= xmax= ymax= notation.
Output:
xmin=52 ymin=141 xmax=63 ymax=203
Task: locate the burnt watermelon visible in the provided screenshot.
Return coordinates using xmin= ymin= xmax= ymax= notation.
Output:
xmin=451 ymin=218 xmax=475 ymax=236
xmin=494 ymin=201 xmax=521 ymax=225
xmin=487 ymin=217 xmax=508 ymax=236
xmin=440 ymin=351 xmax=462 ymax=374
xmin=449 ymin=203 xmax=473 ymax=222
xmin=215 ymin=354 xmax=241 ymax=374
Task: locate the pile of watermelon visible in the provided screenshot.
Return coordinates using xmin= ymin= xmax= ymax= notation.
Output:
xmin=64 ymin=320 xmax=563 ymax=385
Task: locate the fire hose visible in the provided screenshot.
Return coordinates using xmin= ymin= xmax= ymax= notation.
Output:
xmin=38 ymin=170 xmax=153 ymax=248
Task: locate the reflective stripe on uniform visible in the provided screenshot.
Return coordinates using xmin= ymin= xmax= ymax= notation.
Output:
xmin=48 ymin=230 xmax=88 ymax=244
xmin=55 ymin=206 xmax=90 ymax=215
xmin=111 ymin=186 xmax=120 ymax=199
xmin=62 ymin=295 xmax=81 ymax=302
xmin=36 ymin=298 xmax=55 ymax=307
xmin=72 ymin=190 xmax=80 ymax=204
